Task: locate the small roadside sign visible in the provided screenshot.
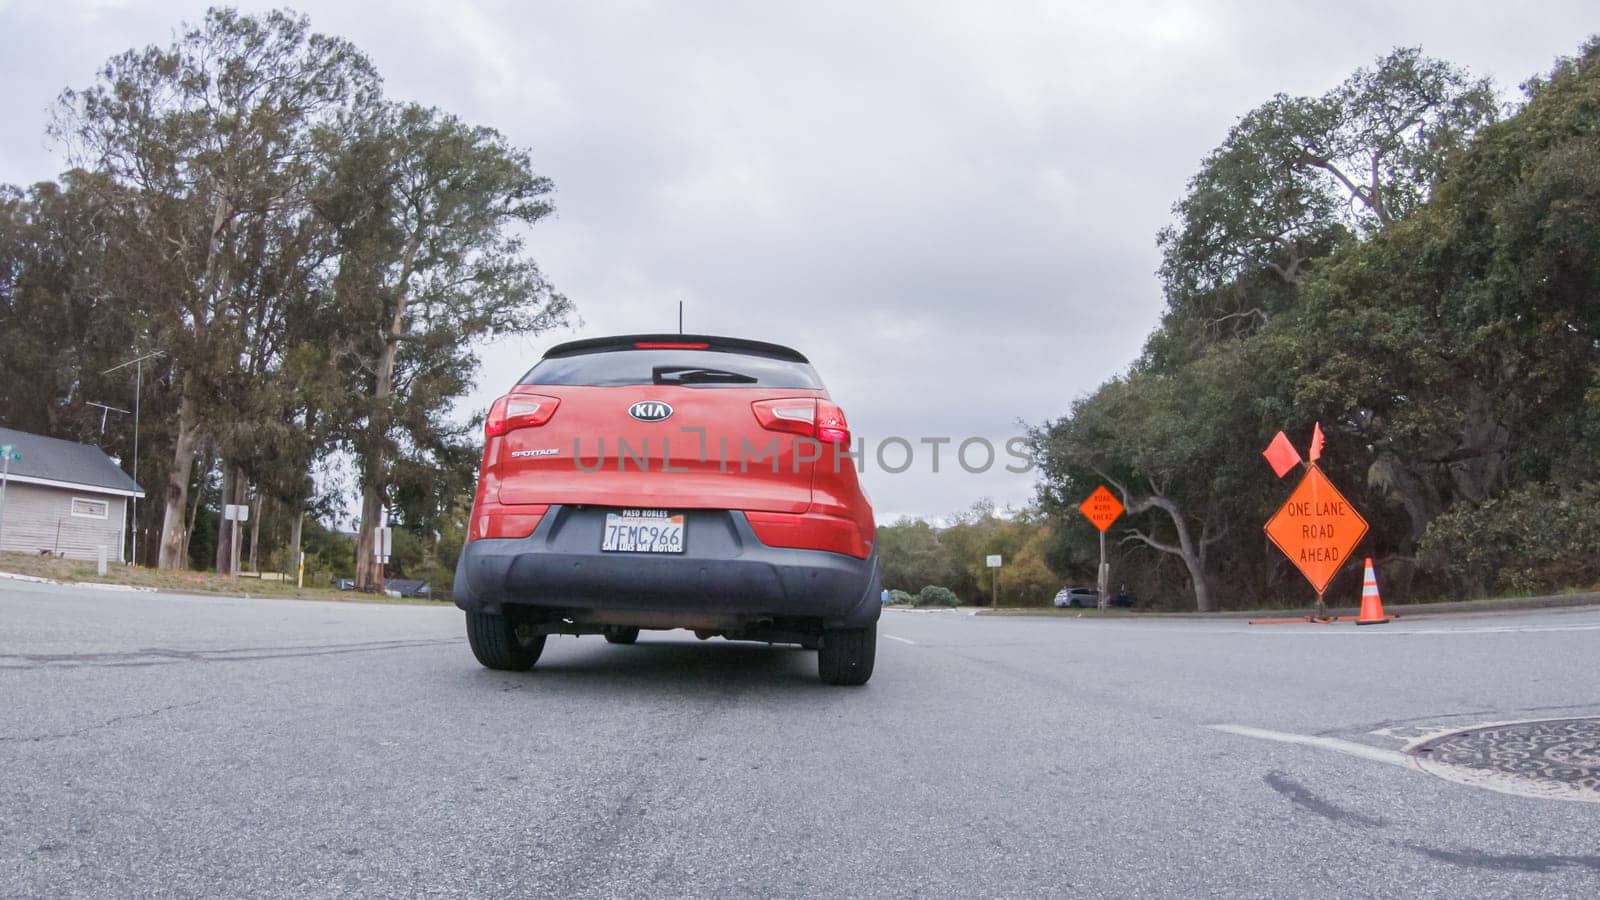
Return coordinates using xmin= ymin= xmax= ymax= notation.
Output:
xmin=223 ymin=503 xmax=250 ymax=522
xmin=1263 ymin=465 xmax=1368 ymax=594
xmin=374 ymin=526 xmax=392 ymax=561
xmin=1077 ymin=486 xmax=1124 ymax=532
xmin=0 ymin=444 xmax=19 ymax=461
xmin=986 ymin=554 xmax=1002 ymax=568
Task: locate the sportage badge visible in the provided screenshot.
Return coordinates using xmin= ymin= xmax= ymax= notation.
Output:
xmin=628 ymin=400 xmax=674 ymax=422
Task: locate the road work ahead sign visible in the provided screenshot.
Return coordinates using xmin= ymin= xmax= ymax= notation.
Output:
xmin=1078 ymin=486 xmax=1124 ymax=533
xmin=1264 ymin=465 xmax=1368 ymax=594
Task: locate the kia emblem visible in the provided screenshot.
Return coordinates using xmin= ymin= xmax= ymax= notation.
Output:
xmin=628 ymin=400 xmax=674 ymax=422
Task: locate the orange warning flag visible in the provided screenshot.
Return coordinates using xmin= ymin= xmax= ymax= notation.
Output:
xmin=1262 ymin=431 xmax=1302 ymax=478
xmin=1309 ymin=422 xmax=1325 ymax=463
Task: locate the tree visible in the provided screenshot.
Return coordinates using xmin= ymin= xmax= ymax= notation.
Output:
xmin=1154 ymin=48 xmax=1495 ymax=363
xmin=52 ymin=8 xmax=380 ymax=569
xmin=316 ymin=103 xmax=570 ymax=591
xmin=1032 ymin=345 xmax=1269 ymax=611
xmin=0 ymin=176 xmax=121 ymax=436
xmin=1273 ymin=37 xmax=1600 ymax=556
xmin=877 ymin=503 xmax=1065 ymax=607
xmin=1037 ymin=38 xmax=1600 ymax=609
xmin=877 ymin=518 xmax=962 ymax=594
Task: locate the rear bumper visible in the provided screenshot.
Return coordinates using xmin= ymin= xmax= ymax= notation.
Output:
xmin=453 ymin=505 xmax=881 ymax=630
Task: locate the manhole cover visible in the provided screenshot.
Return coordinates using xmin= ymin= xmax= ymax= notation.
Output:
xmin=1409 ymin=717 xmax=1600 ymax=803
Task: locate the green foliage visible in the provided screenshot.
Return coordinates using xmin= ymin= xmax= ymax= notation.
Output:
xmin=877 ymin=501 xmax=1066 ymax=606
xmin=320 ymin=99 xmax=570 ymax=589
xmin=914 ymin=585 xmax=961 ymax=608
xmin=1419 ymin=483 xmax=1600 ymax=596
xmin=301 ymin=517 xmax=357 ymax=584
xmin=878 ymin=518 xmax=963 ymax=595
xmin=3 ymin=8 xmax=568 ymax=579
xmin=887 ymin=589 xmax=914 ymax=606
xmin=1034 ymin=38 xmax=1600 ymax=609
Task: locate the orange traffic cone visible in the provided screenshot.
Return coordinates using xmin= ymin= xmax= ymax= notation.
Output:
xmin=1356 ymin=558 xmax=1391 ymax=625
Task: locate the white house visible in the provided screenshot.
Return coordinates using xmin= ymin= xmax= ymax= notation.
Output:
xmin=0 ymin=426 xmax=144 ymax=562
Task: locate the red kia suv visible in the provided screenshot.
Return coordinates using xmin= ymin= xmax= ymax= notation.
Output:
xmin=454 ymin=335 xmax=881 ymax=685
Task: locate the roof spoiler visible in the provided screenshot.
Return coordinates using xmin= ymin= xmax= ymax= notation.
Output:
xmin=543 ymin=334 xmax=809 ymax=363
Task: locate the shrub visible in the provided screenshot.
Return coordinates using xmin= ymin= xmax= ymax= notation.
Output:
xmin=887 ymin=589 xmax=914 ymax=606
xmin=914 ymin=585 xmax=961 ymax=608
xmin=1418 ymin=482 xmax=1600 ymax=596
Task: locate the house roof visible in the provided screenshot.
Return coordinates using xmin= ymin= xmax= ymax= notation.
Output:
xmin=0 ymin=426 xmax=144 ymax=498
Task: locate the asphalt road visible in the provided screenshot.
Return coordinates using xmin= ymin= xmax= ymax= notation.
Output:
xmin=3 ymin=580 xmax=1598 ymax=898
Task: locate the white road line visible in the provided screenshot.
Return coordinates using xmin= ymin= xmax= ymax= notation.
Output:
xmin=1400 ymin=622 xmax=1600 ymax=635
xmin=1236 ymin=622 xmax=1600 ymax=636
xmin=883 ymin=634 xmax=918 ymax=645
xmin=1209 ymin=724 xmax=1415 ymax=768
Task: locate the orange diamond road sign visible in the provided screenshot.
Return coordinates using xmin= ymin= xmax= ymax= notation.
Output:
xmin=1264 ymin=465 xmax=1369 ymax=594
xmin=1078 ymin=485 xmax=1124 ymax=532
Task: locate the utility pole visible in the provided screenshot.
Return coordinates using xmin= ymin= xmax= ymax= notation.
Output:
xmin=103 ymin=351 xmax=165 ymax=566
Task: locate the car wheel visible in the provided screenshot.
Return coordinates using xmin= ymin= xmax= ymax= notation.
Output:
xmin=603 ymin=626 xmax=640 ymax=645
xmin=465 ymin=611 xmax=546 ymax=671
xmin=817 ymin=623 xmax=876 ymax=686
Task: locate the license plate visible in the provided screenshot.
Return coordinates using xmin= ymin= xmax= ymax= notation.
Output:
xmin=601 ymin=509 xmax=686 ymax=553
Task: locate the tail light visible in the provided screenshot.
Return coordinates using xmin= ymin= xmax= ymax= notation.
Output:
xmin=752 ymin=399 xmax=850 ymax=445
xmin=814 ymin=401 xmax=849 ymax=444
xmin=485 ymin=393 xmax=559 ymax=437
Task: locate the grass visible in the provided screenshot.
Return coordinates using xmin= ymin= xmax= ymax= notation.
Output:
xmin=0 ymin=550 xmax=450 ymax=606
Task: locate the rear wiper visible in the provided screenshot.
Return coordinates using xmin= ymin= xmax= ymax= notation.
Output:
xmin=652 ymin=365 xmax=758 ymax=385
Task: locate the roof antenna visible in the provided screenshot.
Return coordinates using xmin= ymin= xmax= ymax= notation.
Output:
xmin=678 ymin=300 xmax=684 ymax=335
xmin=86 ymin=401 xmax=131 ymax=435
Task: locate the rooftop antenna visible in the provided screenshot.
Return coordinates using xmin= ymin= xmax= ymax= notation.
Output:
xmin=678 ymin=300 xmax=684 ymax=335
xmin=86 ymin=401 xmax=131 ymax=435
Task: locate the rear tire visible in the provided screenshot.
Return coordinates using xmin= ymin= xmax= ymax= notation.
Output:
xmin=466 ymin=611 xmax=546 ymax=671
xmin=817 ymin=623 xmax=876 ymax=686
xmin=603 ymin=626 xmax=640 ymax=645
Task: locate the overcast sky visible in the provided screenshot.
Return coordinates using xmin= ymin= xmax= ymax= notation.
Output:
xmin=1 ymin=1 xmax=1593 ymax=521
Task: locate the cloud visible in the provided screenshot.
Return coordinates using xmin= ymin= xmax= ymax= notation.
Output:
xmin=2 ymin=0 xmax=1594 ymax=520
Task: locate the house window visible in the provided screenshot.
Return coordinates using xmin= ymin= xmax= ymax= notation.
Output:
xmin=71 ymin=497 xmax=110 ymax=519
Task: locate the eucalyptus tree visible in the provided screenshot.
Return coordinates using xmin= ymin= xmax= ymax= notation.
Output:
xmin=52 ymin=8 xmax=380 ymax=569
xmin=0 ymin=176 xmax=120 ymax=436
xmin=316 ymin=103 xmax=570 ymax=591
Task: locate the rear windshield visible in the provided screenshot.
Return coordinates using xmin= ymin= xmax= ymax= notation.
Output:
xmin=522 ymin=349 xmax=825 ymax=388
